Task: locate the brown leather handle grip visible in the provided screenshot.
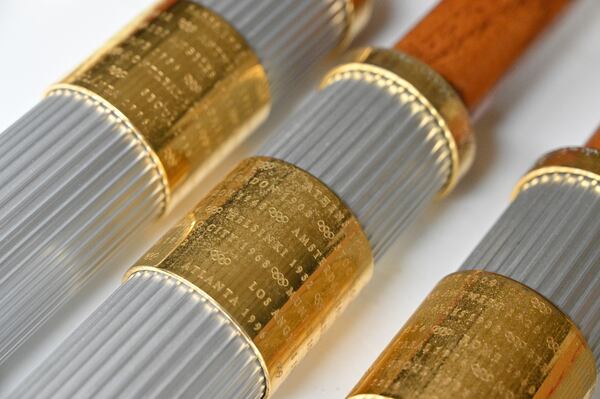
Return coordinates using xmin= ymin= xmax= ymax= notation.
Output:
xmin=585 ymin=127 xmax=600 ymax=150
xmin=395 ymin=0 xmax=573 ymax=112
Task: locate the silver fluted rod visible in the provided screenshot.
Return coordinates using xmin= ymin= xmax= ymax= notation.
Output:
xmin=0 ymin=90 xmax=166 ymax=363
xmin=261 ymin=71 xmax=452 ymax=259
xmin=10 ymin=271 xmax=265 ymax=398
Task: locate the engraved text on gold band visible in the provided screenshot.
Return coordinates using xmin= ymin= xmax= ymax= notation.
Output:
xmin=126 ymin=157 xmax=374 ymax=394
xmin=349 ymin=270 xmax=596 ymax=399
xmin=49 ymin=0 xmax=271 ymax=204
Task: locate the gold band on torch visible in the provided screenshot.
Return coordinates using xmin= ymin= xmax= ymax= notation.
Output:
xmin=349 ymin=270 xmax=596 ymax=399
xmin=126 ymin=157 xmax=374 ymax=394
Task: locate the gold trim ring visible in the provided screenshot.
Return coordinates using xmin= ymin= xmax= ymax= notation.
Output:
xmin=322 ymin=48 xmax=475 ymax=197
xmin=513 ymin=146 xmax=600 ymax=199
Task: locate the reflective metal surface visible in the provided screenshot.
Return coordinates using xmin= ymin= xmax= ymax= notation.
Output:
xmin=53 ymin=0 xmax=271 ymax=193
xmin=349 ymin=271 xmax=596 ymax=399
xmin=9 ymin=45 xmax=465 ymax=398
xmin=126 ymin=157 xmax=373 ymax=393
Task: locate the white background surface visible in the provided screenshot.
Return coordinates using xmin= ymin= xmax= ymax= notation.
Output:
xmin=1 ymin=0 xmax=600 ymax=397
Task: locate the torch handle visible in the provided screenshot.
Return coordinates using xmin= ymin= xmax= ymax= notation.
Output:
xmin=395 ymin=0 xmax=573 ymax=112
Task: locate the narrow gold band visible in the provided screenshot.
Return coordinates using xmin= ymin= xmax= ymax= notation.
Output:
xmin=513 ymin=147 xmax=600 ymax=199
xmin=126 ymin=156 xmax=374 ymax=393
xmin=47 ymin=0 xmax=271 ymax=202
xmin=322 ymin=48 xmax=474 ymax=197
xmin=349 ymin=270 xmax=597 ymax=399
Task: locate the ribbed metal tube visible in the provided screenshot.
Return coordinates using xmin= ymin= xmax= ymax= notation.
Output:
xmin=0 ymin=90 xmax=165 ymax=364
xmin=196 ymin=0 xmax=349 ymax=99
xmin=261 ymin=75 xmax=452 ymax=258
xmin=461 ymin=173 xmax=600 ymax=364
xmin=9 ymin=271 xmax=265 ymax=399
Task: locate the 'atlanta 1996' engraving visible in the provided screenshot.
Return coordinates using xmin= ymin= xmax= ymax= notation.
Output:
xmin=127 ymin=157 xmax=373 ymax=389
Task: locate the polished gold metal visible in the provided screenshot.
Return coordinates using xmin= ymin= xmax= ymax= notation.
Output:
xmin=322 ymin=47 xmax=475 ymax=196
xmin=48 ymin=0 xmax=271 ymax=205
xmin=339 ymin=0 xmax=374 ymax=51
xmin=126 ymin=157 xmax=374 ymax=394
xmin=514 ymin=147 xmax=600 ymax=198
xmin=349 ymin=270 xmax=597 ymax=399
